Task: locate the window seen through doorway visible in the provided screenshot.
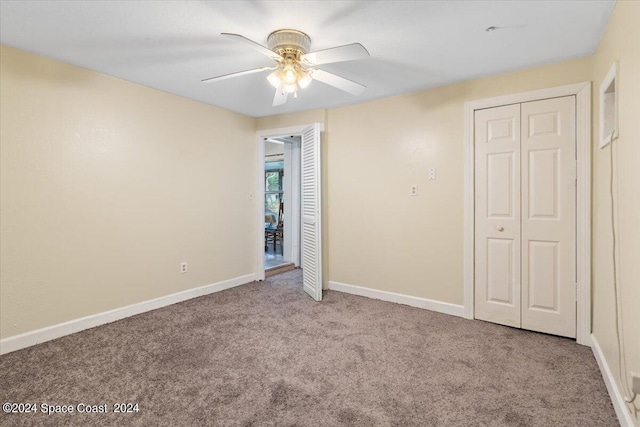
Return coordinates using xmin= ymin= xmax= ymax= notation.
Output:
xmin=265 ymin=161 xmax=284 ymax=224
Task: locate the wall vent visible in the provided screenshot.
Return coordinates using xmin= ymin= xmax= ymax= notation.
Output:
xmin=599 ymin=61 xmax=618 ymax=148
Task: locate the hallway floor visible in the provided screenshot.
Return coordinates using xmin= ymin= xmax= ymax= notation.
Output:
xmin=265 ymin=246 xmax=289 ymax=270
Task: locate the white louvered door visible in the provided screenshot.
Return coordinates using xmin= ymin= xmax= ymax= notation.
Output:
xmin=474 ymin=97 xmax=576 ymax=338
xmin=301 ymin=124 xmax=322 ymax=301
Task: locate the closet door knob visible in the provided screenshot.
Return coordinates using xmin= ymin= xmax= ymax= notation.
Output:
xmin=497 ymin=226 xmax=504 ymax=232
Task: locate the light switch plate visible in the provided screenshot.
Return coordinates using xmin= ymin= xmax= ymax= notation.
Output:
xmin=428 ymin=168 xmax=436 ymax=180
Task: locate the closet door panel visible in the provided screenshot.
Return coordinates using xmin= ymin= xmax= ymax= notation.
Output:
xmin=521 ymin=96 xmax=576 ymax=338
xmin=474 ymin=104 xmax=521 ymax=328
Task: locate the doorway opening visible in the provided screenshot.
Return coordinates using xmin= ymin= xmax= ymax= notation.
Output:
xmin=255 ymin=123 xmax=324 ymax=301
xmin=264 ymin=135 xmax=300 ymax=275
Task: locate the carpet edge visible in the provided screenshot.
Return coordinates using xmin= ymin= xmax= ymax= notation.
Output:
xmin=0 ymin=273 xmax=257 ymax=355
xmin=327 ymin=280 xmax=464 ymax=318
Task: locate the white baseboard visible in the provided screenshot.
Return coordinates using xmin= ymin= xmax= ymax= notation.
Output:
xmin=328 ymin=281 xmax=465 ymax=318
xmin=591 ymin=334 xmax=635 ymax=427
xmin=0 ymin=273 xmax=256 ymax=355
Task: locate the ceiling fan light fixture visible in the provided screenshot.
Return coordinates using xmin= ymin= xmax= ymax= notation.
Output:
xmin=264 ymin=30 xmax=316 ymax=95
xmin=267 ymin=60 xmax=313 ymax=91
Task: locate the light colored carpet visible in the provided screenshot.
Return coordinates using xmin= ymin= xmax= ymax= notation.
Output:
xmin=0 ymin=269 xmax=617 ymax=426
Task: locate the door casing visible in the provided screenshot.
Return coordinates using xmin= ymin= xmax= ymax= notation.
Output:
xmin=283 ymin=140 xmax=301 ymax=267
xmin=463 ymin=82 xmax=592 ymax=346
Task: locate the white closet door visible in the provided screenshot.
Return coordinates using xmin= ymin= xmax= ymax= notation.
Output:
xmin=301 ymin=124 xmax=322 ymax=301
xmin=521 ymin=97 xmax=576 ymax=338
xmin=474 ymin=104 xmax=522 ymax=328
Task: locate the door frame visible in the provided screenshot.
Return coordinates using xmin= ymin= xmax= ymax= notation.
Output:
xmin=463 ymin=82 xmax=592 ymax=346
xmin=283 ymin=140 xmax=301 ymax=267
xmin=255 ymin=123 xmax=324 ymax=281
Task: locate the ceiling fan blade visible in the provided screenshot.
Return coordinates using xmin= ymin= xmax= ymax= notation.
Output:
xmin=272 ymin=85 xmax=289 ymax=107
xmin=301 ymin=43 xmax=369 ymax=66
xmin=272 ymin=86 xmax=288 ymax=107
xmin=221 ymin=33 xmax=283 ymax=62
xmin=310 ymin=69 xmax=366 ymax=96
xmin=201 ymin=66 xmax=275 ymax=83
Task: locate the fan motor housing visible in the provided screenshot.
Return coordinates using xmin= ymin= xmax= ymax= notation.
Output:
xmin=267 ymin=29 xmax=311 ymax=60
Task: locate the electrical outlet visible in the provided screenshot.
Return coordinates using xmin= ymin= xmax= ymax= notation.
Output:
xmin=410 ymin=184 xmax=418 ymax=196
xmin=632 ymin=372 xmax=640 ymax=395
xmin=180 ymin=262 xmax=187 ymax=273
xmin=428 ymin=168 xmax=436 ymax=180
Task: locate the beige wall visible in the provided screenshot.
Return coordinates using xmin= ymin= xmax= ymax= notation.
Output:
xmin=0 ymin=45 xmax=257 ymax=338
xmin=325 ymin=57 xmax=592 ymax=303
xmin=591 ymin=1 xmax=640 ymax=423
xmin=256 ymin=109 xmax=326 ymax=132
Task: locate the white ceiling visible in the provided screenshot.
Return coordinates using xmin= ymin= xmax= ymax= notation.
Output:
xmin=0 ymin=1 xmax=615 ymax=117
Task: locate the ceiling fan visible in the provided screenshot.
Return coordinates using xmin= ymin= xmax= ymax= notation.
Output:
xmin=202 ymin=29 xmax=370 ymax=106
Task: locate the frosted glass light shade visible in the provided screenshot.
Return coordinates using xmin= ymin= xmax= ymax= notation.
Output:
xmin=267 ymin=70 xmax=281 ymax=88
xmin=298 ymin=72 xmax=312 ymax=89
